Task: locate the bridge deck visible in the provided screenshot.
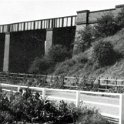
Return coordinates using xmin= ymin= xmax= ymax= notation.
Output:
xmin=0 ymin=15 xmax=76 ymax=33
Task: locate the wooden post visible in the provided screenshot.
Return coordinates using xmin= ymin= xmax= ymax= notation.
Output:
xmin=119 ymin=94 xmax=124 ymax=124
xmin=106 ymin=77 xmax=108 ymax=89
xmin=3 ymin=32 xmax=10 ymax=72
xmin=98 ymin=77 xmax=100 ymax=89
xmin=42 ymin=88 xmax=46 ymax=99
xmin=76 ymin=91 xmax=80 ymax=107
xmin=17 ymin=86 xmax=21 ymax=92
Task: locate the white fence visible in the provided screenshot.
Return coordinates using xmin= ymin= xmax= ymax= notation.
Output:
xmin=0 ymin=83 xmax=124 ymax=124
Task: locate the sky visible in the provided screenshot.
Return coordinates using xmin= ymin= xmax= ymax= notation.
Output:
xmin=0 ymin=0 xmax=124 ymax=25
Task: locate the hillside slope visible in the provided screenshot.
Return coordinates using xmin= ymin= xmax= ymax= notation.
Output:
xmin=54 ymin=29 xmax=124 ymax=79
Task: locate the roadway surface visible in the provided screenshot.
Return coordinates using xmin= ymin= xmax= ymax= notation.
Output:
xmin=46 ymin=90 xmax=120 ymax=118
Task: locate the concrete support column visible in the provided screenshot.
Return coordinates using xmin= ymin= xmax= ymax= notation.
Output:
xmin=45 ymin=29 xmax=53 ymax=55
xmin=3 ymin=32 xmax=10 ymax=72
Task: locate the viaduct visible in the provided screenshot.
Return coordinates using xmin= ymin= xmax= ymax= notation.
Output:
xmin=0 ymin=4 xmax=124 ymax=73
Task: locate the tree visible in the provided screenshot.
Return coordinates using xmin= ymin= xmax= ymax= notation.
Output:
xmin=116 ymin=7 xmax=124 ymax=28
xmin=93 ymin=41 xmax=116 ymax=66
xmin=94 ymin=13 xmax=119 ymax=38
xmin=74 ymin=26 xmax=94 ymax=54
xmin=48 ymin=44 xmax=71 ymax=63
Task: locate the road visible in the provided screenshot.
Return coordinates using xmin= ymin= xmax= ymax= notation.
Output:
xmin=46 ymin=90 xmax=120 ymax=118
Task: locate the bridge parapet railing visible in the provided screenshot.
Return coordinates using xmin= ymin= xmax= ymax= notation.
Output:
xmin=0 ymin=15 xmax=76 ymax=33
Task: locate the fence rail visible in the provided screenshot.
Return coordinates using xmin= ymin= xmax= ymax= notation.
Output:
xmin=0 ymin=72 xmax=124 ymax=92
xmin=0 ymin=83 xmax=124 ymax=124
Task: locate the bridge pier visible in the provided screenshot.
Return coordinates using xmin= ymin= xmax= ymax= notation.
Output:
xmin=45 ymin=29 xmax=53 ymax=55
xmin=3 ymin=32 xmax=10 ymax=72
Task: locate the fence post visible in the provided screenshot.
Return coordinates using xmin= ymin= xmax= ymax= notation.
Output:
xmin=98 ymin=77 xmax=100 ymax=87
xmin=119 ymin=94 xmax=124 ymax=124
xmin=42 ymin=88 xmax=46 ymax=99
xmin=17 ymin=86 xmax=20 ymax=92
xmin=76 ymin=91 xmax=80 ymax=107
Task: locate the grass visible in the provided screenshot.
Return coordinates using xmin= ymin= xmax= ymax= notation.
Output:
xmin=53 ymin=28 xmax=124 ymax=80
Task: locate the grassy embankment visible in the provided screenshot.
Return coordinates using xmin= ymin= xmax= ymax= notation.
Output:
xmin=53 ymin=29 xmax=124 ymax=79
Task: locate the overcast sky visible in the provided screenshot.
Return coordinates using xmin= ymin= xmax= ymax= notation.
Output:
xmin=0 ymin=0 xmax=124 ymax=25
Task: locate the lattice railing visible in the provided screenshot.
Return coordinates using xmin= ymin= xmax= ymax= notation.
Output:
xmin=0 ymin=15 xmax=76 ymax=33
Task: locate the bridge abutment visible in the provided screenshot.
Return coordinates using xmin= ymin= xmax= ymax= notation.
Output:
xmin=73 ymin=10 xmax=89 ymax=55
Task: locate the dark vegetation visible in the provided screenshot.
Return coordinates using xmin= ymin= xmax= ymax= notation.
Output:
xmin=94 ymin=14 xmax=120 ymax=38
xmin=93 ymin=41 xmax=121 ymax=67
xmin=0 ymin=88 xmax=111 ymax=124
xmin=116 ymin=8 xmax=124 ymax=28
xmin=29 ymin=44 xmax=71 ymax=74
xmin=74 ymin=26 xmax=94 ymax=54
xmin=48 ymin=45 xmax=71 ymax=63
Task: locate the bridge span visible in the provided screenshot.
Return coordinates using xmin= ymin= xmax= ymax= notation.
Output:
xmin=0 ymin=4 xmax=124 ymax=73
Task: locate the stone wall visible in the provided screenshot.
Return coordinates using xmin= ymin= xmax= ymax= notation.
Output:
xmin=76 ymin=4 xmax=124 ymax=26
xmin=74 ymin=4 xmax=124 ymax=54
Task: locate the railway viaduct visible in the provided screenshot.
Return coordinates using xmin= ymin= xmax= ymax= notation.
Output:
xmin=0 ymin=4 xmax=123 ymax=73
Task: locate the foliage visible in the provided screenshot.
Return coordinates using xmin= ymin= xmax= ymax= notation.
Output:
xmin=93 ymin=41 xmax=117 ymax=67
xmin=76 ymin=107 xmax=110 ymax=124
xmin=94 ymin=13 xmax=119 ymax=38
xmin=28 ymin=56 xmax=54 ymax=74
xmin=54 ymin=53 xmax=88 ymax=75
xmin=74 ymin=26 xmax=94 ymax=54
xmin=48 ymin=44 xmax=71 ymax=63
xmin=108 ymin=87 xmax=124 ymax=93
xmin=50 ymin=75 xmax=65 ymax=89
xmin=29 ymin=44 xmax=71 ymax=74
xmin=116 ymin=7 xmax=124 ymax=29
xmin=0 ymin=89 xmax=111 ymax=124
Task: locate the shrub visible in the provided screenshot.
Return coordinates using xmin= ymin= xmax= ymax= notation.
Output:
xmin=28 ymin=56 xmax=54 ymax=74
xmin=54 ymin=59 xmax=75 ymax=75
xmin=0 ymin=89 xmax=112 ymax=124
xmin=48 ymin=44 xmax=71 ymax=63
xmin=54 ymin=53 xmax=88 ymax=75
xmin=74 ymin=26 xmax=94 ymax=54
xmin=77 ymin=107 xmax=110 ymax=124
xmin=94 ymin=13 xmax=119 ymax=38
xmin=93 ymin=41 xmax=117 ymax=66
xmin=116 ymin=7 xmax=124 ymax=29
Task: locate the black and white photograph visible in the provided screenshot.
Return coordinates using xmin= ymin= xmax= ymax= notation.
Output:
xmin=0 ymin=0 xmax=124 ymax=123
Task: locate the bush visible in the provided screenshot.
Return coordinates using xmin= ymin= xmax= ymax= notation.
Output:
xmin=116 ymin=7 xmax=124 ymax=29
xmin=54 ymin=53 xmax=88 ymax=75
xmin=48 ymin=44 xmax=71 ymax=63
xmin=93 ymin=41 xmax=117 ymax=66
xmin=29 ymin=44 xmax=71 ymax=74
xmin=77 ymin=107 xmax=110 ymax=124
xmin=94 ymin=13 xmax=119 ymax=38
xmin=74 ymin=26 xmax=94 ymax=54
xmin=28 ymin=56 xmax=54 ymax=74
xmin=0 ymin=89 xmax=112 ymax=124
